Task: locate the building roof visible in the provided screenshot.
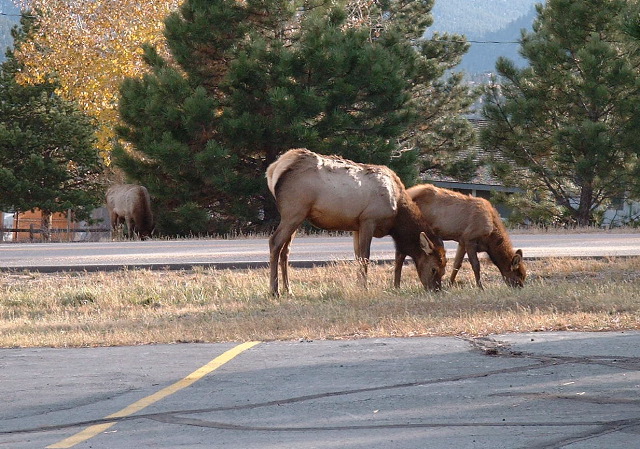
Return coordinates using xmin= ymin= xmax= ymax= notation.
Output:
xmin=420 ymin=118 xmax=521 ymax=193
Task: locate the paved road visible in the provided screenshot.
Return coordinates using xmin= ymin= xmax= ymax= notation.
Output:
xmin=1 ymin=233 xmax=640 ymax=272
xmin=1 ymin=332 xmax=639 ymax=448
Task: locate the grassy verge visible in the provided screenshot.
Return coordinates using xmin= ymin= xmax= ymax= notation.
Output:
xmin=1 ymin=257 xmax=639 ymax=348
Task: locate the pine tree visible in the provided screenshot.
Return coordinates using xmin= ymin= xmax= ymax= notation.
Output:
xmin=115 ymin=0 xmax=475 ymax=234
xmin=0 ymin=16 xmax=103 ymax=238
xmin=379 ymin=0 xmax=478 ymax=180
xmin=481 ymin=0 xmax=640 ymax=226
xmin=14 ymin=0 xmax=181 ymax=154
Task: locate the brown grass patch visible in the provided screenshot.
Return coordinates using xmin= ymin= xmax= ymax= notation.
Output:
xmin=1 ymin=257 xmax=639 ymax=347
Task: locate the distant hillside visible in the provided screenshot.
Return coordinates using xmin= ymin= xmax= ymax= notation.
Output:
xmin=459 ymin=6 xmax=537 ymax=75
xmin=0 ymin=16 xmax=16 ymax=58
xmin=0 ymin=0 xmax=19 ymax=61
xmin=431 ymin=0 xmax=539 ymax=36
xmin=431 ymin=0 xmax=541 ymax=75
xmin=0 ymin=0 xmax=18 ymax=16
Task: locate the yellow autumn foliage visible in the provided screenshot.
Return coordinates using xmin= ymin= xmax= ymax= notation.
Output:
xmin=15 ymin=0 xmax=180 ymax=160
xmin=13 ymin=0 xmax=392 ymax=161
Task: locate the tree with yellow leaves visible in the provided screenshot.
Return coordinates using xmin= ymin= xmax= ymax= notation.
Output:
xmin=14 ymin=0 xmax=180 ymax=159
xmin=1 ymin=16 xmax=104 ymax=239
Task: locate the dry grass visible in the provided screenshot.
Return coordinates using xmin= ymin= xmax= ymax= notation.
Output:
xmin=1 ymin=257 xmax=639 ymax=348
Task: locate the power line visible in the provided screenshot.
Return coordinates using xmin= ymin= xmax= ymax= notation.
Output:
xmin=467 ymin=39 xmax=520 ymax=44
xmin=429 ymin=37 xmax=520 ymax=45
xmin=0 ymin=12 xmax=36 ymax=20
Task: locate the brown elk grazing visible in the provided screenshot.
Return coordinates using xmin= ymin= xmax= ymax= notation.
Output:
xmin=394 ymin=184 xmax=526 ymax=289
xmin=266 ymin=148 xmax=446 ymax=296
xmin=106 ymin=184 xmax=154 ymax=240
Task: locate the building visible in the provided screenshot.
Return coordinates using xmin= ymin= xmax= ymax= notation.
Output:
xmin=0 ymin=208 xmax=110 ymax=242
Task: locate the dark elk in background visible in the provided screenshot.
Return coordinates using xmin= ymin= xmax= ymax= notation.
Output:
xmin=106 ymin=184 xmax=154 ymax=240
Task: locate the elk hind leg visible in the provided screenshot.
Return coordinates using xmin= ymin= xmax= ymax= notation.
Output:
xmin=450 ymin=243 xmax=466 ymax=284
xmin=124 ymin=216 xmax=135 ymax=239
xmin=465 ymin=242 xmax=484 ymax=289
xmin=269 ymin=221 xmax=300 ymax=296
xmin=279 ymin=231 xmax=296 ymax=295
xmin=109 ymin=212 xmax=120 ymax=239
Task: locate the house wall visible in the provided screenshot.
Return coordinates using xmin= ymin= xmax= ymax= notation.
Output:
xmin=73 ymin=207 xmax=111 ymax=242
xmin=1 ymin=207 xmax=111 ymax=242
xmin=11 ymin=210 xmax=75 ymax=242
xmin=602 ymin=200 xmax=640 ymax=228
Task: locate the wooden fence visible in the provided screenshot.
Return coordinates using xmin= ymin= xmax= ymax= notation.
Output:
xmin=1 ymin=225 xmax=111 ymax=243
xmin=1 ymin=207 xmax=111 ymax=243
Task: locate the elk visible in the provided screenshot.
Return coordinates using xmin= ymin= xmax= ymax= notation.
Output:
xmin=106 ymin=184 xmax=154 ymax=240
xmin=266 ymin=149 xmax=446 ymax=296
xmin=394 ymin=184 xmax=525 ymax=289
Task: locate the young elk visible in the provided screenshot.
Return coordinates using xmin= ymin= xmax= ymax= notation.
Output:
xmin=395 ymin=184 xmax=526 ymax=289
xmin=266 ymin=148 xmax=446 ymax=296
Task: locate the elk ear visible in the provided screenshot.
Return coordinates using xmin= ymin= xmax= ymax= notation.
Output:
xmin=511 ymin=249 xmax=523 ymax=270
xmin=420 ymin=232 xmax=434 ymax=255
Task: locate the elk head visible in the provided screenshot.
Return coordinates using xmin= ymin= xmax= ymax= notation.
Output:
xmin=414 ymin=232 xmax=447 ymax=291
xmin=502 ymin=249 xmax=526 ymax=287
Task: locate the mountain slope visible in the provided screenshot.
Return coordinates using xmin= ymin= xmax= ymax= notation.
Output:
xmin=459 ymin=6 xmax=537 ymax=74
xmin=0 ymin=0 xmax=19 ymax=60
xmin=431 ymin=0 xmax=540 ymax=75
xmin=431 ymin=0 xmax=539 ymax=36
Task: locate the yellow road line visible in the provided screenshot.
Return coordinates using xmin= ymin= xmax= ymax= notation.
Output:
xmin=47 ymin=341 xmax=260 ymax=448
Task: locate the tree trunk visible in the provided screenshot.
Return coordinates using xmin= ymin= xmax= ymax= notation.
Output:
xmin=576 ymin=185 xmax=594 ymax=227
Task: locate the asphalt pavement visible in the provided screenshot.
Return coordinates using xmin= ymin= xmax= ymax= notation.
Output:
xmin=2 ymin=332 xmax=639 ymax=448
xmin=2 ymin=233 xmax=640 ymax=272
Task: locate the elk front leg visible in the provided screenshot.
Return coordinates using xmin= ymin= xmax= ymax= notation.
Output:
xmin=393 ymin=251 xmax=406 ymax=288
xmin=356 ymin=224 xmax=375 ymax=289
